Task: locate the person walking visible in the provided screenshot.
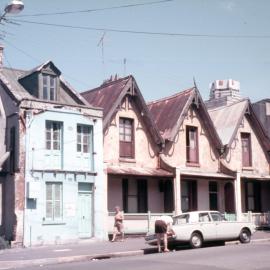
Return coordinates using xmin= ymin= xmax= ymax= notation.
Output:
xmin=111 ymin=206 xmax=124 ymax=242
xmin=155 ymin=215 xmax=174 ymax=252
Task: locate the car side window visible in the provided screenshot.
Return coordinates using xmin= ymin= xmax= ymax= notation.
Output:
xmin=174 ymin=214 xmax=190 ymax=225
xmin=199 ymin=213 xmax=210 ymax=222
xmin=210 ymin=213 xmax=222 ymax=221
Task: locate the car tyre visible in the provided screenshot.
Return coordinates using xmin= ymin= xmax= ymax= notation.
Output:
xmin=190 ymin=232 xmax=203 ymax=249
xmin=239 ymin=228 xmax=251 ymax=244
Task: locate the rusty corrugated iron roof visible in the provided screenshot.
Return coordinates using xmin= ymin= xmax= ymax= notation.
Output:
xmin=82 ymin=75 xmax=164 ymax=146
xmin=147 ymin=88 xmax=195 ymax=141
xmin=81 ymin=76 xmax=130 ymax=119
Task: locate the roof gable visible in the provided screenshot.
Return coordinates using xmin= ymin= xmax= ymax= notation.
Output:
xmin=148 ymin=87 xmax=223 ymax=150
xmin=208 ymin=99 xmax=270 ymax=152
xmin=0 ymin=61 xmax=89 ymax=107
xmin=148 ymin=88 xmax=194 ymax=141
xmin=81 ymin=76 xmax=164 ymax=145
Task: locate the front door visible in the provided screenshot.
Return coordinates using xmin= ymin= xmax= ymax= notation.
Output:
xmin=78 ymin=183 xmax=93 ymax=238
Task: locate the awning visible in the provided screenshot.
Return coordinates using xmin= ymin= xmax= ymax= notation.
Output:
xmin=107 ymin=165 xmax=173 ymax=178
xmin=241 ymin=173 xmax=270 ymax=180
xmin=0 ymin=152 xmax=10 ymax=171
xmin=180 ymin=169 xmax=235 ymax=180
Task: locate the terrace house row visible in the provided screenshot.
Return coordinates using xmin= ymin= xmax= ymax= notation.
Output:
xmin=0 ymin=50 xmax=107 ymax=246
xmin=82 ymin=76 xmax=270 ymax=233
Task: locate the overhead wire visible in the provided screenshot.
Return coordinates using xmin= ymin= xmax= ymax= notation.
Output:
xmin=10 ymin=18 xmax=270 ymax=39
xmin=13 ymin=0 xmax=174 ymax=17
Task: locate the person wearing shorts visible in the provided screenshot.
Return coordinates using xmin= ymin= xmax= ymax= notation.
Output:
xmin=111 ymin=206 xmax=124 ymax=242
xmin=155 ymin=215 xmax=174 ymax=252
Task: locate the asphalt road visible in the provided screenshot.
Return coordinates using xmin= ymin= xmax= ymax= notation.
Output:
xmin=20 ymin=242 xmax=270 ymax=270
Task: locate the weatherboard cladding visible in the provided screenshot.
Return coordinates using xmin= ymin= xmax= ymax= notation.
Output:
xmin=81 ymin=76 xmax=130 ymax=119
xmin=147 ymin=88 xmax=194 ymax=140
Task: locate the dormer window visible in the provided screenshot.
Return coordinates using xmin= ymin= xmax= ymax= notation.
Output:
xmin=43 ymin=74 xmax=57 ymax=101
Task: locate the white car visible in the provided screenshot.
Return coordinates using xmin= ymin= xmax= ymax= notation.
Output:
xmin=145 ymin=211 xmax=256 ymax=249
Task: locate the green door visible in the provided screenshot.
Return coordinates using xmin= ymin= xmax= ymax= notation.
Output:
xmin=78 ymin=183 xmax=93 ymax=238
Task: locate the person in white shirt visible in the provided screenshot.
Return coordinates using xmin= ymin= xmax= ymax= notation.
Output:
xmin=155 ymin=215 xmax=174 ymax=252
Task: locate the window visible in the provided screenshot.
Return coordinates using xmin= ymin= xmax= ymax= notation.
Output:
xmin=43 ymin=74 xmax=56 ymax=101
xmin=186 ymin=126 xmax=199 ymax=164
xmin=174 ymin=214 xmax=190 ymax=225
xmin=77 ymin=125 xmax=92 ymax=153
xmin=122 ymin=179 xmax=147 ymax=213
xmin=9 ymin=127 xmax=16 ymax=172
xmin=181 ymin=180 xmax=197 ymax=212
xmin=210 ymin=212 xmax=223 ymax=222
xmin=46 ymin=121 xmax=62 ymax=150
xmin=245 ymin=182 xmax=261 ymax=212
xmin=241 ymin=133 xmax=252 ymax=167
xmin=119 ymin=118 xmax=134 ymax=158
xmin=209 ymin=182 xmax=218 ymax=211
xmin=46 ymin=182 xmax=62 ymax=220
xmin=199 ymin=213 xmax=211 ymax=222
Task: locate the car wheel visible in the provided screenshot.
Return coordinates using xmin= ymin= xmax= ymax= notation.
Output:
xmin=239 ymin=228 xmax=251 ymax=244
xmin=190 ymin=232 xmax=203 ymax=248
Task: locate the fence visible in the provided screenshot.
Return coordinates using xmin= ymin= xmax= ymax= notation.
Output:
xmin=108 ymin=211 xmax=174 ymax=234
xmin=108 ymin=211 xmax=270 ymax=234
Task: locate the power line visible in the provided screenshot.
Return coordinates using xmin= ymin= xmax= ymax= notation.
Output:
xmin=4 ymin=39 xmax=91 ymax=88
xmin=13 ymin=0 xmax=174 ymax=17
xmin=11 ymin=18 xmax=270 ymax=39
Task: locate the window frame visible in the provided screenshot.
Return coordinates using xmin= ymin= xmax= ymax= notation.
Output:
xmin=45 ymin=182 xmax=63 ymax=221
xmin=241 ymin=132 xmax=252 ymax=167
xmin=45 ymin=121 xmax=63 ymax=151
xmin=77 ymin=124 xmax=93 ymax=154
xmin=209 ymin=181 xmax=218 ymax=211
xmin=186 ymin=125 xmax=199 ymax=164
xmin=42 ymin=73 xmax=57 ymax=101
xmin=119 ymin=117 xmax=134 ymax=158
xmin=122 ymin=179 xmax=148 ymax=213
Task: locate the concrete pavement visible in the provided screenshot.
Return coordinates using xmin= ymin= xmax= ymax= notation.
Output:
xmin=0 ymin=230 xmax=269 ymax=270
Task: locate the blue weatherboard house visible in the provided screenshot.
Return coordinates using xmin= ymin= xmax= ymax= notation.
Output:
xmin=0 ymin=53 xmax=107 ymax=246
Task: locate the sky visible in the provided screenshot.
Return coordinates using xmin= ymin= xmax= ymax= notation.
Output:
xmin=0 ymin=0 xmax=269 ymax=103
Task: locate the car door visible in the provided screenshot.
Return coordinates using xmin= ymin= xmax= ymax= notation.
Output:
xmin=210 ymin=212 xmax=237 ymax=240
xmin=198 ymin=212 xmax=217 ymax=240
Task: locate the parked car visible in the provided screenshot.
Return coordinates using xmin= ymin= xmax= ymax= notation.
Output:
xmin=145 ymin=211 xmax=256 ymax=249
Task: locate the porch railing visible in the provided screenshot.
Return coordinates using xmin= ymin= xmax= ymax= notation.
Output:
xmin=108 ymin=211 xmax=174 ymax=234
xmin=108 ymin=211 xmax=270 ymax=235
xmin=225 ymin=212 xmax=270 ymax=227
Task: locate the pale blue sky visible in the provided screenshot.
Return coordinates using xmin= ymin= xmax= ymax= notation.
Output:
xmin=1 ymin=0 xmax=270 ymax=102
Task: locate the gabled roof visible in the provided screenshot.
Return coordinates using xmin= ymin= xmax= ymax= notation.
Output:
xmin=147 ymin=87 xmax=223 ymax=150
xmin=208 ymin=99 xmax=248 ymax=147
xmin=208 ymin=99 xmax=270 ymax=151
xmin=0 ymin=61 xmax=90 ymax=107
xmin=19 ymin=60 xmax=61 ymax=80
xmin=81 ymin=75 xmax=164 ymax=146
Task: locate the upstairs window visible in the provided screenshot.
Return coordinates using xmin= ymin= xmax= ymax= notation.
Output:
xmin=43 ymin=74 xmax=56 ymax=101
xmin=119 ymin=118 xmax=134 ymax=158
xmin=46 ymin=121 xmax=62 ymax=151
xmin=77 ymin=125 xmax=92 ymax=153
xmin=186 ymin=126 xmax=199 ymax=164
xmin=241 ymin=133 xmax=252 ymax=167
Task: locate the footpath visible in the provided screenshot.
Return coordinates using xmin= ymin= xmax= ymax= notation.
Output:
xmin=0 ymin=230 xmax=270 ymax=270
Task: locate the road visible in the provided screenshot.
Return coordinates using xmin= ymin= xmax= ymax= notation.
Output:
xmin=19 ymin=242 xmax=270 ymax=270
